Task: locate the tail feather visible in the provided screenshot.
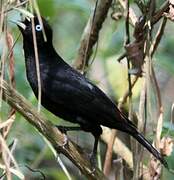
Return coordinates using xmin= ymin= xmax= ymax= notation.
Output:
xmin=110 ymin=110 xmax=168 ymax=167
xmin=131 ymin=130 xmax=168 ymax=168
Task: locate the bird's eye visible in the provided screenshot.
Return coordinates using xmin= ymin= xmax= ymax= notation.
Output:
xmin=35 ymin=24 xmax=42 ymax=31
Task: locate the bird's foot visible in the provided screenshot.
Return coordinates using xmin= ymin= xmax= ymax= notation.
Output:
xmin=56 ymin=125 xmax=69 ymax=148
xmin=56 ymin=125 xmax=82 ymax=149
xmin=62 ymin=134 xmax=69 ymax=148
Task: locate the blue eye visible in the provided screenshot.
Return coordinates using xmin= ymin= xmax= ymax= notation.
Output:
xmin=35 ymin=24 xmax=42 ymax=31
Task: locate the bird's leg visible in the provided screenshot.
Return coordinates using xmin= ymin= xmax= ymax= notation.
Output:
xmin=55 ymin=126 xmax=82 ymax=147
xmin=90 ymin=135 xmax=100 ymax=169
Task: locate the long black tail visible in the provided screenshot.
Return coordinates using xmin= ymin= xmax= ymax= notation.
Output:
xmin=129 ymin=128 xmax=168 ymax=168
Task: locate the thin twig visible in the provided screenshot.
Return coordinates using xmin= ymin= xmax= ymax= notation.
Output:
xmin=125 ymin=1 xmax=135 ymax=179
xmin=151 ymin=66 xmax=163 ymax=148
xmin=136 ymin=79 xmax=146 ymax=178
xmin=29 ymin=1 xmax=42 ymax=112
xmin=151 ymin=17 xmax=167 ymax=57
xmin=152 ymin=1 xmax=169 ymax=25
xmin=0 ymin=134 xmax=22 ymax=179
xmin=149 ymin=15 xmax=167 ymax=150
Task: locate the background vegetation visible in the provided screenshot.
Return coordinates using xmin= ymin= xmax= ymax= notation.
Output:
xmin=0 ymin=0 xmax=174 ymax=179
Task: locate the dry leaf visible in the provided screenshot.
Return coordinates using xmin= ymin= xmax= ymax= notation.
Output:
xmin=149 ymin=158 xmax=162 ymax=180
xmin=164 ymin=1 xmax=174 ymax=21
xmin=125 ymin=17 xmax=145 ymax=76
xmin=160 ymin=136 xmax=173 ymax=156
xmin=169 ymin=0 xmax=174 ymax=5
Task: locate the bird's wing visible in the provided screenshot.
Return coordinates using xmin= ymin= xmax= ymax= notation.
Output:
xmin=41 ymin=65 xmax=119 ymax=125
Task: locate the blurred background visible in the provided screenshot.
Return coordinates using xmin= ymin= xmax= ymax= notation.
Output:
xmin=0 ymin=0 xmax=174 ymax=179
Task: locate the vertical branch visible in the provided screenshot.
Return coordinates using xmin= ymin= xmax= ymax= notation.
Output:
xmin=151 ymin=67 xmax=163 ymax=148
xmin=0 ymin=5 xmax=5 ymax=109
xmin=3 ymin=31 xmax=16 ymax=144
xmin=103 ymin=129 xmax=117 ymax=175
xmin=74 ymin=0 xmax=113 ymax=72
xmin=151 ymin=17 xmax=167 ymax=56
xmin=6 ymin=32 xmax=15 ymax=88
xmin=136 ymin=78 xmax=147 ymax=178
xmin=29 ymin=0 xmax=41 ymax=112
xmin=150 ymin=17 xmax=167 ymax=148
xmin=150 ymin=17 xmax=167 ymax=149
xmin=125 ymin=0 xmax=130 ymax=45
xmin=144 ymin=0 xmax=166 ymax=178
xmin=0 ymin=4 xmax=11 ymax=180
xmin=125 ymin=0 xmax=132 ymax=118
xmin=0 ymin=39 xmax=6 ymax=109
xmin=6 ymin=31 xmax=16 ymax=117
xmin=144 ymin=0 xmax=156 ymax=139
xmin=81 ymin=0 xmax=99 ymax=74
xmin=125 ymin=0 xmax=136 ymax=179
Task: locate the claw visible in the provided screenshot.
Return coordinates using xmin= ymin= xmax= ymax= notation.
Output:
xmin=62 ymin=134 xmax=69 ymax=148
xmin=89 ymin=167 xmax=96 ymax=175
xmin=56 ymin=126 xmax=69 ymax=148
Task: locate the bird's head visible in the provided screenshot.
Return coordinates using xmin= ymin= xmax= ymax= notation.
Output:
xmin=17 ymin=16 xmax=53 ymax=46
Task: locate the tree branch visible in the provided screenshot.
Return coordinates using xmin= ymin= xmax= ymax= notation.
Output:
xmin=73 ymin=0 xmax=112 ymax=72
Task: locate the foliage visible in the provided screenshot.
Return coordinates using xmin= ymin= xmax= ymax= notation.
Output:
xmin=0 ymin=0 xmax=174 ymax=179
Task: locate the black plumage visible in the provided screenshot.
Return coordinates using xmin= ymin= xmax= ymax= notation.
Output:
xmin=18 ymin=16 xmax=167 ymax=167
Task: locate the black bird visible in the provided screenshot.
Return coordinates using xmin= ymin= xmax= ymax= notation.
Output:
xmin=17 ymin=16 xmax=167 ymax=167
